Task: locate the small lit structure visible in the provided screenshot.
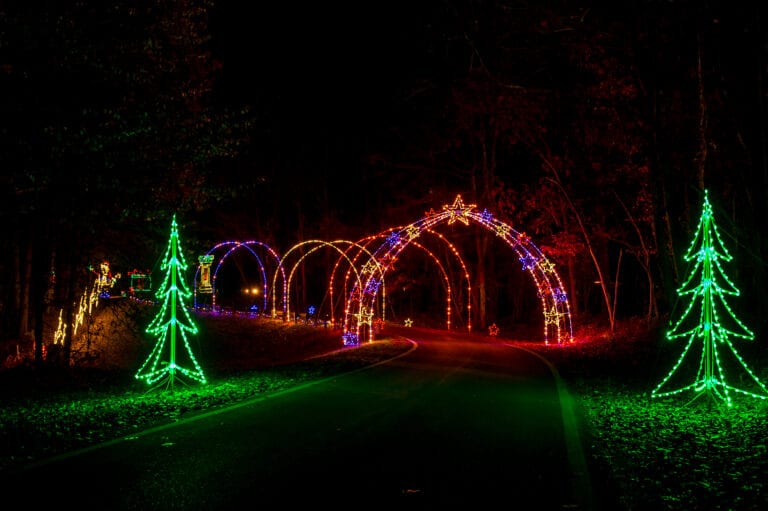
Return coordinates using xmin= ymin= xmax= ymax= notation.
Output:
xmin=128 ymin=269 xmax=152 ymax=295
xmin=197 ymin=255 xmax=214 ymax=294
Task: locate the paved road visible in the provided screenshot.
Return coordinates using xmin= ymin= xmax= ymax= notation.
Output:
xmin=3 ymin=329 xmax=593 ymax=510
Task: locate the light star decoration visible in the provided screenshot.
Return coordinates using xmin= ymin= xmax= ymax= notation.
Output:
xmin=404 ymin=318 xmax=413 ymax=327
xmin=443 ymin=195 xmax=477 ymax=225
xmin=488 ymin=323 xmax=500 ymax=336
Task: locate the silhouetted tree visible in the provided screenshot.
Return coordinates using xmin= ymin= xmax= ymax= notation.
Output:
xmin=0 ymin=0 xmax=251 ymax=364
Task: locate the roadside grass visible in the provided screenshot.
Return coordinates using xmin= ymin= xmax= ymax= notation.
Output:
xmin=0 ymin=307 xmax=413 ymax=473
xmin=1 ymin=308 xmax=768 ymax=510
xmin=522 ymin=319 xmax=768 ymax=511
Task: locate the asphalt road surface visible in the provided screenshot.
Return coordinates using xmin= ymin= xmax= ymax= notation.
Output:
xmin=2 ymin=328 xmax=593 ymax=510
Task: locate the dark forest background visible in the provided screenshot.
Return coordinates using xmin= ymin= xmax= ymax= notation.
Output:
xmin=1 ymin=1 xmax=767 ymax=363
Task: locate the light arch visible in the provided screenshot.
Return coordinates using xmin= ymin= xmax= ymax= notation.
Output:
xmin=274 ymin=240 xmax=378 ymax=324
xmin=343 ymin=195 xmax=573 ymax=345
xmin=342 ymin=227 xmax=473 ymax=334
xmin=194 ymin=240 xmax=283 ymax=315
xmin=328 ymin=239 xmax=386 ymax=328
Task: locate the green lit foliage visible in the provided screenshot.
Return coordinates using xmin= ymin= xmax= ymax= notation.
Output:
xmin=136 ymin=215 xmax=206 ymax=388
xmin=652 ymin=190 xmax=768 ymax=405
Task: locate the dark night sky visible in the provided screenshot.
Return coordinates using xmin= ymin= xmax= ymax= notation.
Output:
xmin=203 ymin=1 xmax=449 ymax=242
xmin=194 ymin=3 xmax=767 ymax=256
xmin=208 ymin=2 xmax=429 ymax=132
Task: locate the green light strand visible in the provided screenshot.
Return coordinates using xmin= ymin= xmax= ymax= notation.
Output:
xmin=135 ymin=214 xmax=207 ymax=389
xmin=652 ymin=189 xmax=768 ymax=406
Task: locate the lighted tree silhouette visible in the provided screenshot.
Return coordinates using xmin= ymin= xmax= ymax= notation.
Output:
xmin=136 ymin=214 xmax=206 ymax=389
xmin=652 ymin=190 xmax=768 ymax=405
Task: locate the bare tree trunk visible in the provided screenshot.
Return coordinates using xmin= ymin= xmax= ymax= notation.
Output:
xmin=32 ymin=245 xmax=47 ymax=367
xmin=612 ymin=248 xmax=623 ymax=334
xmin=470 ymin=131 xmax=498 ymax=330
xmin=7 ymin=242 xmax=22 ymax=340
xmin=659 ymin=179 xmax=679 ymax=300
xmin=567 ymin=256 xmax=578 ymax=316
xmin=544 ymin=162 xmax=615 ymax=332
xmin=20 ymin=242 xmax=32 ymax=340
xmin=615 ymin=192 xmax=658 ymax=320
xmin=474 ymin=233 xmax=488 ymax=329
xmin=296 ymin=203 xmax=307 ymax=314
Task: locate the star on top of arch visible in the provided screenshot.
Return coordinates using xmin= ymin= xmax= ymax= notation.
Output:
xmin=443 ymin=195 xmax=476 ymax=225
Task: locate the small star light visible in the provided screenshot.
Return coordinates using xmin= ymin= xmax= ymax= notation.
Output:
xmin=358 ymin=306 xmax=373 ymax=325
xmin=342 ymin=331 xmax=359 ymax=346
xmin=519 ymin=254 xmax=538 ymax=271
xmin=539 ymin=260 xmax=556 ymax=273
xmin=362 ymin=259 xmax=378 ymax=275
xmin=387 ymin=231 xmax=401 ymax=246
xmin=364 ymin=278 xmax=381 ymax=294
xmin=495 ymin=223 xmax=510 ymax=238
xmin=488 ymin=323 xmax=499 ymax=336
xmin=404 ymin=318 xmax=413 ymax=327
xmin=308 ymin=305 xmax=316 ymax=315
xmin=544 ymin=306 xmax=564 ymax=326
xmin=406 ymin=224 xmax=421 ymax=240
xmin=443 ymin=195 xmax=476 ymax=225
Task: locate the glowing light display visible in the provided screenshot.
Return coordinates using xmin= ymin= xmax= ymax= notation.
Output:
xmin=53 ymin=282 xmax=100 ymax=348
xmin=193 ymin=194 xmax=573 ymax=348
xmin=136 ymin=215 xmax=206 ymax=389
xmin=197 ymin=255 xmax=214 ymax=294
xmin=340 ymin=228 xmax=467 ymax=336
xmin=404 ymin=318 xmax=413 ymax=327
xmin=328 ymin=239 xmax=385 ymax=330
xmin=275 ymin=240 xmax=367 ymax=323
xmin=91 ymin=260 xmax=120 ymax=296
xmin=194 ymin=240 xmax=281 ymax=315
xmin=443 ymin=195 xmax=477 ymax=225
xmin=128 ymin=269 xmax=152 ymax=295
xmin=488 ymin=324 xmax=499 ymax=337
xmin=651 ymin=190 xmax=768 ymax=405
xmin=343 ymin=195 xmax=573 ymax=345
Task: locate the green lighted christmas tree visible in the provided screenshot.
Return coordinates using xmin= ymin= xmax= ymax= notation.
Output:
xmin=136 ymin=214 xmax=206 ymax=389
xmin=652 ymin=189 xmax=768 ymax=406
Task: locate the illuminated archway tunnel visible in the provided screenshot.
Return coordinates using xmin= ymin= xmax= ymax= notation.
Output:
xmin=342 ymin=195 xmax=573 ymax=345
xmin=273 ymin=239 xmax=376 ymax=322
xmin=343 ymin=227 xmax=473 ymax=333
xmin=191 ymin=195 xmax=573 ymax=346
xmin=194 ymin=240 xmax=283 ymax=315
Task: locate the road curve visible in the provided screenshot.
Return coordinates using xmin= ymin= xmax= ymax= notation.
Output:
xmin=2 ymin=328 xmax=593 ymax=510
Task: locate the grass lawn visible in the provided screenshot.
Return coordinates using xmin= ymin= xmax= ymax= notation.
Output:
xmin=523 ymin=320 xmax=768 ymax=511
